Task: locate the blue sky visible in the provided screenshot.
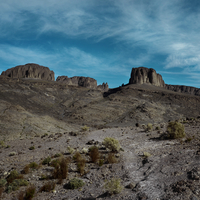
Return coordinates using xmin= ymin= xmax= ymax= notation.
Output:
xmin=0 ymin=0 xmax=200 ymax=88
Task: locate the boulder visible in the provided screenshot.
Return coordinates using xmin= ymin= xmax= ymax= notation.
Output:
xmin=129 ymin=67 xmax=165 ymax=87
xmin=1 ymin=63 xmax=55 ymax=81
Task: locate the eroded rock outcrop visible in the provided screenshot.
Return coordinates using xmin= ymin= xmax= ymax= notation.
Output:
xmin=129 ymin=67 xmax=165 ymax=87
xmin=165 ymin=84 xmax=200 ymax=96
xmin=56 ymin=76 xmax=109 ymax=91
xmin=1 ymin=63 xmax=55 ymax=81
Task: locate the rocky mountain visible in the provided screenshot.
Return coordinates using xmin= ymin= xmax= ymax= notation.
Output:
xmin=1 ymin=63 xmax=55 ymax=81
xmin=129 ymin=67 xmax=165 ymax=87
xmin=0 ymin=65 xmax=200 ymax=200
xmin=128 ymin=66 xmax=200 ymax=96
xmin=56 ymin=75 xmax=109 ymax=91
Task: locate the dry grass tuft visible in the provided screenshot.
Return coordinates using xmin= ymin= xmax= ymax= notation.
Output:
xmin=89 ymin=146 xmax=100 ymax=163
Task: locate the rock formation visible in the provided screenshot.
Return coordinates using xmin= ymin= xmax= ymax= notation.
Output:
xmin=165 ymin=84 xmax=200 ymax=96
xmin=1 ymin=63 xmax=55 ymax=81
xmin=56 ymin=76 xmax=109 ymax=91
xmin=129 ymin=67 xmax=165 ymax=87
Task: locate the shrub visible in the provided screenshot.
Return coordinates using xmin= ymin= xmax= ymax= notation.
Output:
xmin=99 ymin=159 xmax=104 ymax=166
xmin=103 ymin=137 xmax=121 ymax=152
xmin=29 ymin=162 xmax=38 ymax=169
xmin=42 ymin=157 xmax=51 ymax=165
xmin=81 ymin=125 xmax=89 ymax=132
xmin=24 ymin=185 xmax=36 ymax=200
xmin=54 ymin=153 xmax=62 ymax=158
xmin=7 ymin=179 xmax=28 ymax=193
xmin=67 ymin=178 xmax=85 ymax=189
xmin=52 ymin=158 xmax=69 ymax=183
xmin=167 ymin=121 xmax=185 ymax=139
xmin=9 ymin=151 xmax=17 ymax=156
xmin=146 ymin=123 xmax=153 ymax=132
xmin=29 ymin=146 xmax=35 ymax=150
xmin=6 ymin=170 xmax=23 ymax=184
xmin=21 ymin=165 xmax=30 ymax=174
xmin=0 ymin=179 xmax=7 ymax=187
xmin=89 ymin=146 xmax=100 ymax=163
xmin=81 ymin=147 xmax=88 ymax=154
xmin=77 ymin=158 xmax=86 ymax=175
xmin=39 ymin=181 xmax=56 ymax=192
xmin=73 ymin=152 xmax=82 ymax=162
xmin=67 ymin=146 xmax=75 ymax=154
xmin=104 ymin=178 xmax=123 ymax=195
xmin=143 ymin=152 xmax=151 ymax=158
xmin=0 ymin=140 xmax=6 ymax=148
xmin=107 ymin=153 xmax=117 ymax=164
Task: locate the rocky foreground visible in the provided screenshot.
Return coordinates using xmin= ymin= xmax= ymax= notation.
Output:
xmin=0 ymin=119 xmax=200 ymax=200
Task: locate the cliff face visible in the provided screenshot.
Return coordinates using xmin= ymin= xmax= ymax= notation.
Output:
xmin=165 ymin=84 xmax=200 ymax=96
xmin=1 ymin=63 xmax=55 ymax=81
xmin=56 ymin=76 xmax=109 ymax=91
xmin=129 ymin=67 xmax=165 ymax=87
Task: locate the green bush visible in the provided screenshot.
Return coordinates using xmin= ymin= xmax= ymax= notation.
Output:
xmin=81 ymin=125 xmax=89 ymax=132
xmin=103 ymin=137 xmax=121 ymax=152
xmin=167 ymin=121 xmax=185 ymax=139
xmin=6 ymin=170 xmax=23 ymax=184
xmin=7 ymin=179 xmax=28 ymax=193
xmin=146 ymin=123 xmax=153 ymax=132
xmin=0 ymin=179 xmax=7 ymax=187
xmin=67 ymin=178 xmax=85 ymax=189
xmin=29 ymin=162 xmax=39 ymax=169
xmin=42 ymin=157 xmax=51 ymax=165
xmin=104 ymin=178 xmax=123 ymax=194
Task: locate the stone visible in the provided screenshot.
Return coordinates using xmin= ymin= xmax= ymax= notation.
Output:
xmin=1 ymin=63 xmax=55 ymax=81
xmin=56 ymin=76 xmax=109 ymax=91
xmin=129 ymin=67 xmax=165 ymax=87
xmin=56 ymin=76 xmax=97 ymax=89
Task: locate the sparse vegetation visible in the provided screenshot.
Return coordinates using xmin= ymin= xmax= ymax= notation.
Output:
xmin=29 ymin=146 xmax=35 ymax=150
xmin=104 ymin=178 xmax=123 ymax=195
xmin=107 ymin=153 xmax=117 ymax=164
xmin=22 ymin=165 xmax=30 ymax=174
xmin=146 ymin=123 xmax=153 ymax=132
xmin=81 ymin=125 xmax=89 ymax=131
xmin=6 ymin=170 xmax=23 ymax=184
xmin=67 ymin=178 xmax=85 ymax=189
xmin=39 ymin=181 xmax=56 ymax=192
xmin=67 ymin=146 xmax=75 ymax=154
xmin=99 ymin=159 xmax=104 ymax=166
xmin=143 ymin=152 xmax=151 ymax=158
xmin=9 ymin=151 xmax=17 ymax=156
xmin=89 ymin=146 xmax=100 ymax=163
xmin=103 ymin=137 xmax=121 ymax=152
xmin=0 ymin=179 xmax=7 ymax=187
xmin=19 ymin=185 xmax=36 ymax=200
xmin=7 ymin=179 xmax=28 ymax=193
xmin=0 ymin=140 xmax=6 ymax=148
xmin=42 ymin=156 xmax=51 ymax=165
xmin=29 ymin=162 xmax=39 ymax=169
xmin=52 ymin=157 xmax=69 ymax=183
xmin=167 ymin=121 xmax=185 ymax=139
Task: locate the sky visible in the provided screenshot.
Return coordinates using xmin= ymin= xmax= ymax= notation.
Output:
xmin=0 ymin=0 xmax=200 ymax=88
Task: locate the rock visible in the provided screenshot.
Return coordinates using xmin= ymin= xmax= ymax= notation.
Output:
xmin=56 ymin=76 xmax=109 ymax=91
xmin=56 ymin=76 xmax=97 ymax=89
xmin=97 ymin=82 xmax=109 ymax=91
xmin=129 ymin=67 xmax=165 ymax=87
xmin=165 ymin=84 xmax=200 ymax=96
xmin=1 ymin=63 xmax=55 ymax=81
